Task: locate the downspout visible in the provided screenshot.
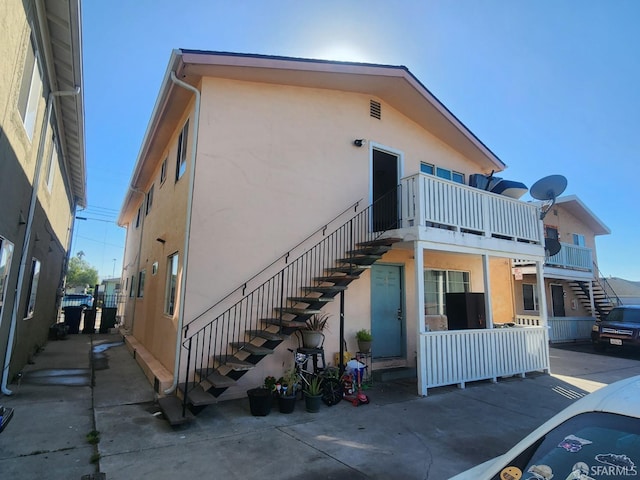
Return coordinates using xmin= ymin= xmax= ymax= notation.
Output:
xmin=165 ymin=71 xmax=200 ymax=394
xmin=2 ymin=88 xmax=79 ymax=395
xmin=127 ymin=186 xmax=146 ymax=334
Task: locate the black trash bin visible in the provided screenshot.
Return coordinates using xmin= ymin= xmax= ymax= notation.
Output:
xmin=83 ymin=309 xmax=96 ymax=334
xmin=63 ymin=306 xmax=83 ymax=334
xmin=99 ymin=307 xmax=117 ymax=333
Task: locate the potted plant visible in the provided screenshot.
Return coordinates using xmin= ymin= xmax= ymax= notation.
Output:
xmin=277 ymin=369 xmax=298 ymax=414
xmin=304 ymin=376 xmax=324 ymax=413
xmin=247 ymin=376 xmax=276 ymax=416
xmin=301 ymin=313 xmax=330 ymax=349
xmin=356 ymin=329 xmax=373 ymax=353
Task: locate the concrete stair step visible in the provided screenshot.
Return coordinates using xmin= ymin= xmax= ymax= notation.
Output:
xmin=157 ymin=396 xmax=195 ymax=426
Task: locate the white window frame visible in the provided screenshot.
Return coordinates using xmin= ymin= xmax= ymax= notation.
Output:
xmin=175 ymin=119 xmax=189 ymax=182
xmin=45 ymin=134 xmax=58 ymax=192
xmin=0 ymin=237 xmax=15 ymax=317
xmin=24 ymin=258 xmax=41 ymax=319
xmin=420 ymin=162 xmax=464 ymax=184
xmin=18 ymin=35 xmax=43 ymax=141
xmin=137 ymin=270 xmax=146 ymax=298
xmin=165 ymin=253 xmax=179 ymax=315
xmin=423 ymin=269 xmax=471 ymax=315
xmin=572 ymin=233 xmax=585 ymax=247
xmin=145 ymin=184 xmax=154 ymax=215
xmin=160 ymin=157 xmax=167 ymax=184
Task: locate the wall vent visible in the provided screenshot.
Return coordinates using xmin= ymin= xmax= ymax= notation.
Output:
xmin=370 ymin=100 xmax=381 ymax=119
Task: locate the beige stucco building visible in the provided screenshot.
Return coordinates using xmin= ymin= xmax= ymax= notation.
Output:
xmin=0 ymin=0 xmax=85 ymax=393
xmin=119 ymin=50 xmax=551 ymax=423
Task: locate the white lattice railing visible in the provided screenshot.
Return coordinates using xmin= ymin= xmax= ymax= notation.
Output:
xmin=401 ymin=174 xmax=542 ymax=244
xmin=418 ymin=327 xmax=549 ymax=396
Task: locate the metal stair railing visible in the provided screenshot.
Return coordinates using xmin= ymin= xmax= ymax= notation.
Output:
xmin=593 ymin=261 xmax=623 ymax=308
xmin=179 ymin=187 xmax=401 ymax=410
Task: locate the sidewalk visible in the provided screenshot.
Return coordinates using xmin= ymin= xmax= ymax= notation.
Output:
xmin=1 ymin=334 xmax=640 ymax=479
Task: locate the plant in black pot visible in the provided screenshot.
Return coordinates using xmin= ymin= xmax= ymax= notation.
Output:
xmin=247 ymin=376 xmax=276 ymax=416
xmin=304 ymin=375 xmax=324 ymax=413
xmin=356 ymin=329 xmax=373 ymax=354
xmin=301 ymin=313 xmax=330 ymax=349
xmin=277 ymin=369 xmax=298 ymax=414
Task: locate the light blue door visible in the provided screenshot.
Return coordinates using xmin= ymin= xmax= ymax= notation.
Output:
xmin=371 ymin=264 xmax=404 ymax=358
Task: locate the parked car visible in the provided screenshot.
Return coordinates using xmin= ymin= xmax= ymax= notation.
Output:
xmin=61 ymin=293 xmax=94 ymax=309
xmin=450 ymin=374 xmax=640 ymax=479
xmin=591 ymin=305 xmax=640 ymax=352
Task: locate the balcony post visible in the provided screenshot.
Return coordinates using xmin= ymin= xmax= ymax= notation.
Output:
xmin=482 ymin=254 xmax=494 ymax=328
xmin=414 ymin=241 xmax=427 ymax=397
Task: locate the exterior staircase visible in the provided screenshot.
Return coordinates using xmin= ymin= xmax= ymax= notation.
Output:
xmin=158 ymin=192 xmax=401 ymax=425
xmin=568 ymin=278 xmax=619 ymax=320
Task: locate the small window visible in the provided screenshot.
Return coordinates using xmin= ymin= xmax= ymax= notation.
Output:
xmin=436 ymin=167 xmax=451 ymax=180
xmin=145 ymin=185 xmax=154 ymax=215
xmin=160 ymin=158 xmax=167 ymax=184
xmin=175 ymin=119 xmax=189 ymax=182
xmin=572 ymin=233 xmax=585 ymax=247
xmin=45 ymin=137 xmax=58 ymax=192
xmin=18 ymin=35 xmax=43 ymax=141
xmin=424 ymin=269 xmax=470 ymax=315
xmin=165 ymin=253 xmax=179 ymax=315
xmin=523 ymin=284 xmax=538 ymax=311
xmin=137 ymin=270 xmax=146 ymax=298
xmin=452 ymin=172 xmax=465 ymax=184
xmin=24 ymin=258 xmax=41 ymax=318
xmin=420 ymin=163 xmax=434 ymax=175
xmin=0 ymin=237 xmax=15 ymax=317
xmin=129 ymin=275 xmax=135 ymax=297
xmin=152 ymin=262 xmax=158 ymax=275
xmin=135 ymin=207 xmax=141 ymax=228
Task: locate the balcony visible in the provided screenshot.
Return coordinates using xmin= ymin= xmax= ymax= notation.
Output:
xmin=397 ymin=173 xmax=544 ymax=256
xmin=546 ymin=243 xmax=592 ymax=272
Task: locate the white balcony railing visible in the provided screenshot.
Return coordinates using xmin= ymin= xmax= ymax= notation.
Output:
xmin=419 ymin=327 xmax=549 ymax=395
xmin=401 ymin=174 xmax=542 ymax=244
xmin=547 ymin=243 xmax=593 ymax=271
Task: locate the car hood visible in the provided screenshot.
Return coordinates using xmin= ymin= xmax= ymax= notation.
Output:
xmin=449 ymin=375 xmax=640 ymax=479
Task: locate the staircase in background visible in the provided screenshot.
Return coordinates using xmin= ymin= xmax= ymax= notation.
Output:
xmin=568 ymin=265 xmax=622 ymax=321
xmin=158 ymin=189 xmax=401 ymax=425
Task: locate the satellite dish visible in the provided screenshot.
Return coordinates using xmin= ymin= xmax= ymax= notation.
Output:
xmin=530 ymin=175 xmax=567 ymax=201
xmin=545 ymin=238 xmax=561 ymax=257
xmin=530 ymin=174 xmax=568 ymax=219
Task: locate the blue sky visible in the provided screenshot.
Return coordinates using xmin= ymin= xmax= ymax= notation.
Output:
xmin=79 ymin=1 xmax=639 ymax=281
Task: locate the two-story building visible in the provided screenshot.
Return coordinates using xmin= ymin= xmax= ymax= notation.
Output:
xmin=118 ymin=50 xmax=550 ymax=423
xmin=513 ymin=195 xmax=612 ymax=342
xmin=0 ymin=0 xmax=85 ymax=394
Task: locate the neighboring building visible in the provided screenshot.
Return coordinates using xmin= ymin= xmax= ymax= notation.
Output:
xmin=603 ymin=277 xmax=640 ymax=306
xmin=118 ymin=50 xmax=549 ymax=423
xmin=513 ymin=195 xmax=611 ymax=342
xmin=0 ymin=0 xmax=85 ymax=392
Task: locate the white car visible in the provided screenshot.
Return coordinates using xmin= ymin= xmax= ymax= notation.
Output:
xmin=450 ymin=375 xmax=640 ymax=479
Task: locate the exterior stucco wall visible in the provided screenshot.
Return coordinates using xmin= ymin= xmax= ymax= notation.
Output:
xmin=544 ymin=203 xmax=599 ymax=267
xmin=0 ymin=0 xmax=76 ymax=382
xmin=185 ymin=77 xmax=486 ymax=320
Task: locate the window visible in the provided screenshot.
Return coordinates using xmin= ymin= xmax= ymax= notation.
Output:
xmin=175 ymin=119 xmax=189 ymax=182
xmin=420 ymin=162 xmax=434 ymax=175
xmin=135 ymin=207 xmax=141 ymax=228
xmin=24 ymin=258 xmax=40 ymax=318
xmin=137 ymin=270 xmax=146 ymax=298
xmin=545 ymin=225 xmax=559 ymax=239
xmin=45 ymin=134 xmax=58 ymax=192
xmin=145 ymin=185 xmax=154 ymax=215
xmin=160 ymin=157 xmax=167 ymax=184
xmin=129 ymin=275 xmax=135 ymax=297
xmin=424 ymin=269 xmax=470 ymax=315
xmin=0 ymin=237 xmax=15 ymax=317
xmin=165 ymin=253 xmax=179 ymax=315
xmin=18 ymin=35 xmax=43 ymax=141
xmin=523 ymin=284 xmax=539 ymax=311
xmin=421 ymin=163 xmax=464 ymax=184
xmin=573 ymin=233 xmax=585 ymax=247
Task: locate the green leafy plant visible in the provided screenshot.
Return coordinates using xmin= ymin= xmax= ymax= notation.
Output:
xmin=356 ymin=329 xmax=372 ymax=341
xmin=264 ymin=375 xmax=277 ymax=392
xmin=86 ymin=430 xmax=100 ymax=445
xmin=304 ymin=375 xmax=323 ymax=396
xmin=305 ymin=313 xmax=330 ymax=332
xmin=280 ymin=368 xmax=298 ymax=396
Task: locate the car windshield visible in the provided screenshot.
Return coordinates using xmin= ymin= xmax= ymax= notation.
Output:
xmin=491 ymin=412 xmax=640 ymax=480
xmin=621 ymin=309 xmax=640 ymax=324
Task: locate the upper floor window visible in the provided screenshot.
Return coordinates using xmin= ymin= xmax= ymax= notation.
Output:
xmin=0 ymin=237 xmax=15 ymax=317
xmin=165 ymin=252 xmax=179 ymax=315
xmin=18 ymin=35 xmax=43 ymax=141
xmin=160 ymin=157 xmax=167 ymax=184
xmin=175 ymin=119 xmax=189 ymax=182
xmin=129 ymin=275 xmax=135 ymax=297
xmin=145 ymin=185 xmax=154 ymax=215
xmin=572 ymin=233 xmax=585 ymax=247
xmin=135 ymin=207 xmax=141 ymax=228
xmin=421 ymin=162 xmax=464 ymax=184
